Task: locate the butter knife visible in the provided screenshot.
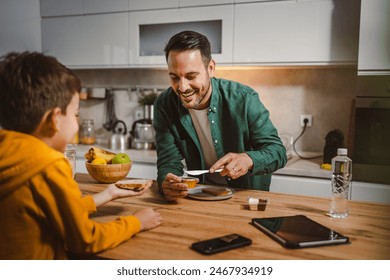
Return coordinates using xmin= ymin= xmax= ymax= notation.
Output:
xmin=185 ymin=168 xmax=223 ymax=176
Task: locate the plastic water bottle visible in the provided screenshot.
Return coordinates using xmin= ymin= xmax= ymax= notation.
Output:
xmin=328 ymin=148 xmax=352 ymax=218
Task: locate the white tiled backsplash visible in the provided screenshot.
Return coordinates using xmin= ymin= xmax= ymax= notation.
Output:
xmin=74 ymin=66 xmax=370 ymax=153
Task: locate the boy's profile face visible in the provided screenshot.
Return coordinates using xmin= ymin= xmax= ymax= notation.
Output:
xmin=53 ymin=93 xmax=80 ymax=153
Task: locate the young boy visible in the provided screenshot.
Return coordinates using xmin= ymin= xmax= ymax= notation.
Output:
xmin=0 ymin=52 xmax=162 ymax=259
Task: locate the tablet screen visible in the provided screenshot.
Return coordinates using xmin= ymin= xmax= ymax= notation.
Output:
xmin=252 ymin=215 xmax=350 ymax=248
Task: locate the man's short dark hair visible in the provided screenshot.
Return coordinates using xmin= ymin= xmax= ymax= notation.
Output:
xmin=164 ymin=30 xmax=212 ymax=67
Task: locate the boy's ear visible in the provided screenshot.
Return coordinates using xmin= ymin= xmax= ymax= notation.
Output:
xmin=48 ymin=107 xmax=62 ymax=132
xmin=39 ymin=108 xmax=62 ymax=137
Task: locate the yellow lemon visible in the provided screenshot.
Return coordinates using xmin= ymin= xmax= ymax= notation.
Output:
xmin=91 ymin=157 xmax=107 ymax=165
xmin=320 ymin=163 xmax=331 ymax=170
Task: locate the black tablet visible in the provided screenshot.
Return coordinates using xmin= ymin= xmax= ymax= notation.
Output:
xmin=252 ymin=215 xmax=350 ymax=249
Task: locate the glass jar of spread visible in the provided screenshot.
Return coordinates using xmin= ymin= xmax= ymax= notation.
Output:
xmin=80 ymin=119 xmax=96 ymax=145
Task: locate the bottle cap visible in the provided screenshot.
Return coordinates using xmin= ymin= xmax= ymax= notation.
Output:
xmin=337 ymin=148 xmax=348 ymax=155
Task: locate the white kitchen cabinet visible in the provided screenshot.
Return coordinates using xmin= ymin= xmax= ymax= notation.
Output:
xmin=270 ymin=174 xmax=331 ymax=198
xmin=351 ymin=181 xmax=390 ymax=204
xmin=40 ymin=0 xmax=83 ymax=17
xmin=234 ymin=0 xmax=286 ymax=2
xmin=234 ymin=0 xmax=360 ymax=65
xmin=129 ymin=5 xmax=234 ymax=65
xmin=129 ymin=0 xmax=179 ymax=11
xmin=129 ymin=162 xmax=158 ymax=180
xmin=179 ymin=0 xmax=233 ymax=7
xmin=41 ymin=0 xmax=129 ymax=16
xmin=358 ymin=0 xmax=390 ymax=75
xmin=83 ymin=0 xmax=129 ymax=14
xmin=271 ymin=174 xmax=390 ymax=204
xmin=129 ymin=0 xmax=234 ymax=10
xmin=0 ymin=0 xmax=41 ymax=56
xmin=42 ymin=13 xmax=128 ymax=67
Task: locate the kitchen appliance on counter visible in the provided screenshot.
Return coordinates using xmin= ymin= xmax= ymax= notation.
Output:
xmin=129 ymin=119 xmax=155 ymax=150
xmin=323 ymin=129 xmax=345 ymax=164
xmin=110 ymin=120 xmax=128 ymax=150
xmin=350 ymin=97 xmax=390 ymax=184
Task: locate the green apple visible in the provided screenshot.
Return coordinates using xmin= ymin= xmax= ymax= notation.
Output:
xmin=111 ymin=153 xmax=131 ymax=164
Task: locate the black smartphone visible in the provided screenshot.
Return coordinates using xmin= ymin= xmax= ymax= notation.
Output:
xmin=191 ymin=233 xmax=252 ymax=255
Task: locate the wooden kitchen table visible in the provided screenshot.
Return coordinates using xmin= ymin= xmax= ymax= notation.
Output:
xmin=75 ymin=173 xmax=390 ymax=260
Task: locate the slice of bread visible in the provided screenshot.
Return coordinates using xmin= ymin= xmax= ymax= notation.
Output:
xmin=201 ymin=187 xmax=229 ymax=196
xmin=115 ymin=179 xmax=153 ymax=191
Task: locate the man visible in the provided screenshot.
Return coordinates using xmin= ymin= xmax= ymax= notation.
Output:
xmin=154 ymin=31 xmax=287 ymax=201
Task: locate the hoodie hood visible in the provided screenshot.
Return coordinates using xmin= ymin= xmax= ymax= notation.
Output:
xmin=0 ymin=130 xmax=65 ymax=198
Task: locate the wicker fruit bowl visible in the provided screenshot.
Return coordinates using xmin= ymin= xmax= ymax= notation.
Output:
xmin=85 ymin=161 xmax=132 ymax=183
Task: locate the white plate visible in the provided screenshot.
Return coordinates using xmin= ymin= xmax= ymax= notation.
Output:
xmin=187 ymin=185 xmax=236 ymax=201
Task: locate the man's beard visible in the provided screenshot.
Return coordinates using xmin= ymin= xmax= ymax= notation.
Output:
xmin=178 ymin=80 xmax=211 ymax=110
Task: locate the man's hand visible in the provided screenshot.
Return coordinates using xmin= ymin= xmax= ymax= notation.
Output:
xmin=161 ymin=173 xmax=198 ymax=202
xmin=210 ymin=152 xmax=253 ymax=179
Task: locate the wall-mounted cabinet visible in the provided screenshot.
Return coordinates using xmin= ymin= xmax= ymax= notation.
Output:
xmin=41 ymin=0 xmax=233 ymax=16
xmin=234 ymin=0 xmax=360 ymax=65
xmin=129 ymin=0 xmax=179 ymax=11
xmin=40 ymin=0 xmax=129 ymax=16
xmin=358 ymin=0 xmax=390 ymax=75
xmin=40 ymin=0 xmax=362 ymax=68
xmin=179 ymin=0 xmax=233 ymax=7
xmin=40 ymin=0 xmax=83 ymax=17
xmin=234 ymin=0 xmax=285 ymax=3
xmin=0 ymin=0 xmax=41 ymax=56
xmin=83 ymin=0 xmax=129 ymax=14
xmin=129 ymin=5 xmax=234 ymax=66
xmin=42 ymin=13 xmax=128 ymax=67
xmin=128 ymin=0 xmax=233 ymax=10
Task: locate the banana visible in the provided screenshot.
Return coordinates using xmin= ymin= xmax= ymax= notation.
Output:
xmin=85 ymin=146 xmax=116 ymax=164
xmin=84 ymin=152 xmax=94 ymax=162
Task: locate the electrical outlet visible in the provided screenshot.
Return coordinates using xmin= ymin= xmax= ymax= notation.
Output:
xmin=300 ymin=114 xmax=312 ymax=127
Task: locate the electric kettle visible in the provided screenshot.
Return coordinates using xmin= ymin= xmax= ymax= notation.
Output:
xmin=129 ymin=119 xmax=155 ymax=150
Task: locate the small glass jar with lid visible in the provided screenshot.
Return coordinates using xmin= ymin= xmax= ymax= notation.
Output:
xmin=80 ymin=119 xmax=96 ymax=145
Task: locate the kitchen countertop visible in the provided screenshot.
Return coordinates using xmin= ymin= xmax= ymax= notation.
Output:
xmin=75 ymin=144 xmax=330 ymax=179
xmin=274 ymin=152 xmax=331 ymax=179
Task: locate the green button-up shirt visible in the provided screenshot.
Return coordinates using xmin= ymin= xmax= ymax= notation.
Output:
xmin=153 ymin=77 xmax=287 ymax=191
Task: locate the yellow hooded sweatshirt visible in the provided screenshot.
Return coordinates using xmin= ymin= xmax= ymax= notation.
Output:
xmin=0 ymin=130 xmax=141 ymax=259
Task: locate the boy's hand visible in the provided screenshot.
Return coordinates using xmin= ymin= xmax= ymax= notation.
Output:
xmin=133 ymin=208 xmax=162 ymax=231
xmin=92 ymin=182 xmax=151 ymax=208
xmin=107 ymin=182 xmax=152 ymax=200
